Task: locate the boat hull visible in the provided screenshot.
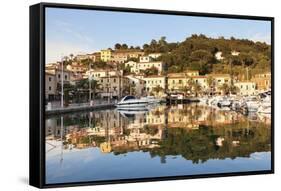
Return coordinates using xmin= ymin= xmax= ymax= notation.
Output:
xmin=116 ymin=103 xmax=148 ymax=108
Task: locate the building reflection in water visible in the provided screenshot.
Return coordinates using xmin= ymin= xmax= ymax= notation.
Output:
xmin=45 ymin=103 xmax=271 ymax=164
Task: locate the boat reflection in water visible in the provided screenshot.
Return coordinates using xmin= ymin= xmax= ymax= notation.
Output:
xmin=45 ymin=103 xmax=271 ymax=184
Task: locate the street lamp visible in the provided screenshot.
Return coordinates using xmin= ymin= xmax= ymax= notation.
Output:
xmin=61 ymin=56 xmax=64 ymax=108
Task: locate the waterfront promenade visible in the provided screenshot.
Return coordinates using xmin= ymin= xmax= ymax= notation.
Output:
xmin=46 ymin=100 xmax=116 ymax=115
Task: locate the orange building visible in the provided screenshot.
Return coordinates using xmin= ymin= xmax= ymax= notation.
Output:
xmin=252 ymin=72 xmax=271 ymax=91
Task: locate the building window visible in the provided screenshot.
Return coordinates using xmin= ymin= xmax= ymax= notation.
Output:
xmin=49 ymin=86 xmax=51 ymax=91
xmin=58 ymin=74 xmax=61 ymax=78
xmin=49 ymin=77 xmax=52 ymax=82
xmin=65 ymin=75 xmax=67 ymax=80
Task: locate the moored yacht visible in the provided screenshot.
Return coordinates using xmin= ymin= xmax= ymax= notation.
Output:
xmin=116 ymin=95 xmax=149 ymax=108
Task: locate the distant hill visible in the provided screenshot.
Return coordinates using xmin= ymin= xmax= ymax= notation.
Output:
xmin=142 ymin=34 xmax=271 ymax=79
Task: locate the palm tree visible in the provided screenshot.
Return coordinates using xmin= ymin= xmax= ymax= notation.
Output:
xmin=229 ymin=85 xmax=240 ymax=95
xmin=69 ymin=53 xmax=74 ymax=61
xmin=153 ymin=85 xmax=164 ymax=97
xmin=74 ymin=79 xmax=101 ymax=102
xmin=207 ymin=76 xmax=214 ymax=95
xmin=193 ymin=83 xmax=202 ymax=97
xmin=187 ymin=78 xmax=195 ymax=95
xmin=181 ymin=86 xmax=190 ymax=97
xmin=129 ymin=82 xmax=136 ymax=96
xmin=218 ymin=83 xmax=230 ymax=95
xmin=90 ymin=79 xmax=101 ymax=100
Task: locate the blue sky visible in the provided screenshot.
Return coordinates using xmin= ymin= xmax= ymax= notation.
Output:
xmin=46 ymin=7 xmax=271 ymax=63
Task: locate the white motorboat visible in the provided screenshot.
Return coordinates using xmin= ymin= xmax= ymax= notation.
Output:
xmin=116 ymin=95 xmax=149 ymax=108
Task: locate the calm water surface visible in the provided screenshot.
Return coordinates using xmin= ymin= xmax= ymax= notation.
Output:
xmin=45 ymin=103 xmax=271 ymax=184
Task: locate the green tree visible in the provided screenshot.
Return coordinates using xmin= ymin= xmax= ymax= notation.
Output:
xmin=193 ymin=83 xmax=202 ymax=97
xmin=153 ymin=85 xmax=164 ymax=96
xmin=142 ymin=66 xmax=159 ymax=76
xmin=121 ymin=44 xmax=128 ymax=49
xmin=218 ymin=83 xmax=230 ymax=95
xmin=114 ymin=43 xmax=121 ymax=50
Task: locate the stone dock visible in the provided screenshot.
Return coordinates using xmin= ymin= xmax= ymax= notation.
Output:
xmin=46 ymin=103 xmax=115 ymax=116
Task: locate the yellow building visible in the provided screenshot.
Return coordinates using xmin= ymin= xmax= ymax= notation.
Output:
xmin=143 ymin=75 xmax=166 ymax=97
xmin=167 ymin=71 xmax=200 ymax=93
xmin=100 ymin=49 xmax=112 ymax=62
xmin=251 ymin=72 xmax=271 ymax=91
xmin=192 ymin=76 xmax=208 ymax=90
xmin=167 ymin=73 xmax=189 ymax=92
xmin=208 ymin=74 xmax=231 ymax=86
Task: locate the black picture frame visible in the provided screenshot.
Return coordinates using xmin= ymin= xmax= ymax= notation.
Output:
xmin=30 ymin=2 xmax=274 ymax=189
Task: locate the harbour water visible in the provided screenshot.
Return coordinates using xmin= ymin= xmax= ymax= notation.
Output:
xmin=45 ymin=103 xmax=271 ymax=184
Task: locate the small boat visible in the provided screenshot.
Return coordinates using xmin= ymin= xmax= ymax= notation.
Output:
xmin=257 ymin=105 xmax=271 ymax=114
xmin=116 ymin=95 xmax=149 ymax=108
xmin=217 ymin=97 xmax=232 ymax=107
xmin=199 ymin=97 xmax=208 ymax=105
xmin=243 ymin=96 xmax=260 ymax=112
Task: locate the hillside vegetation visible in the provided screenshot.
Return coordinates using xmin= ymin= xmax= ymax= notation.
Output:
xmin=77 ymin=34 xmax=271 ymax=80
xmin=143 ymin=35 xmax=271 ymax=79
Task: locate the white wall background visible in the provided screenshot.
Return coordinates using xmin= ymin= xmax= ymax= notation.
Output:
xmin=0 ymin=0 xmax=279 ymax=190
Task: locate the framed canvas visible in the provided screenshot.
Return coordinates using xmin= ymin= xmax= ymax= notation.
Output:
xmin=29 ymin=2 xmax=274 ymax=188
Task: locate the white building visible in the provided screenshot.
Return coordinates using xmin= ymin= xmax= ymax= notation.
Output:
xmin=148 ymin=53 xmax=162 ymax=59
xmin=84 ymin=69 xmax=122 ymax=79
xmin=234 ymin=81 xmax=256 ymax=96
xmin=231 ymin=51 xmax=240 ymax=56
xmin=215 ymin=51 xmax=224 ymax=60
xmin=138 ymin=61 xmax=163 ymax=74
xmin=125 ymin=60 xmax=164 ymax=75
xmin=139 ymin=56 xmax=152 ymax=63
